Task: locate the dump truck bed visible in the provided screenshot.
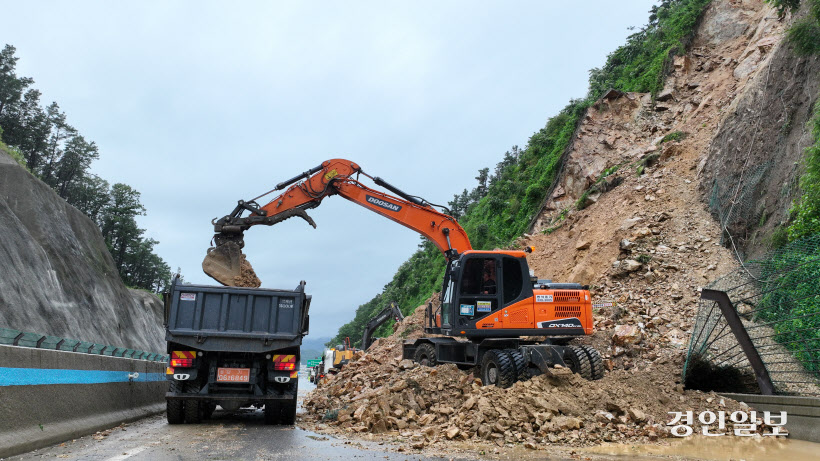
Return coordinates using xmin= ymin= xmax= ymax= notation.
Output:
xmin=164 ymin=279 xmax=311 ymax=353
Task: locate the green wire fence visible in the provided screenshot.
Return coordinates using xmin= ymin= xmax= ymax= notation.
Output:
xmin=0 ymin=328 xmax=167 ymax=362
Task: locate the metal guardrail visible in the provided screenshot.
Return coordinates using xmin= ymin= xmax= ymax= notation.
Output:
xmin=684 ymin=235 xmax=820 ymax=397
xmin=0 ymin=328 xmax=168 ymax=362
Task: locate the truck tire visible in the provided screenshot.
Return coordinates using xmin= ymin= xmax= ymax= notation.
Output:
xmin=579 ymin=345 xmax=605 ymax=380
xmin=184 ymin=380 xmax=202 ymax=424
xmin=264 ymin=402 xmax=280 ymax=425
xmin=414 ymin=343 xmax=437 ymax=367
xmin=505 ymin=349 xmax=528 ymax=381
xmin=166 ymin=381 xmax=184 ymax=425
xmin=202 ymin=403 xmax=217 ymax=420
xmin=480 ymin=350 xmax=517 ymax=388
xmin=563 ymin=346 xmax=592 ymax=380
xmin=279 ymin=399 xmax=297 ymax=425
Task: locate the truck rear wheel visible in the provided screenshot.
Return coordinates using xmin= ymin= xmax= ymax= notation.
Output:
xmin=414 ymin=343 xmax=437 ymax=367
xmin=264 ymin=402 xmax=280 ymax=425
xmin=166 ymin=381 xmax=184 ymax=425
xmin=579 ymin=345 xmax=605 ymax=380
xmin=264 ymin=399 xmax=297 ymax=425
xmin=563 ymin=346 xmax=592 ymax=380
xmin=184 ymin=380 xmax=202 ymax=424
xmin=280 ymin=399 xmax=297 ymax=425
xmin=480 ymin=350 xmax=517 ymax=388
xmin=202 ymin=402 xmax=217 ymax=419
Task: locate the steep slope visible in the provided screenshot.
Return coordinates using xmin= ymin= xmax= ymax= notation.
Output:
xmin=0 ymin=149 xmax=164 ymax=352
xmin=519 ymin=0 xmax=804 ymax=366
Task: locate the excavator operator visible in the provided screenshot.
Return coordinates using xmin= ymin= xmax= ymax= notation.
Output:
xmin=481 ymin=260 xmax=497 ymax=295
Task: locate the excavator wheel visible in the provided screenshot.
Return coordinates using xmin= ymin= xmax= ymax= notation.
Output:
xmin=166 ymin=381 xmax=185 ymax=424
xmin=579 ymin=345 xmax=605 ymax=380
xmin=505 ymin=349 xmax=529 ymax=382
xmin=563 ymin=346 xmax=592 ymax=380
xmin=414 ymin=343 xmax=438 ymax=367
xmin=480 ymin=350 xmax=517 ymax=388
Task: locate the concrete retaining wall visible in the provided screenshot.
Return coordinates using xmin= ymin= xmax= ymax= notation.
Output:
xmin=722 ymin=393 xmax=820 ymax=443
xmin=0 ymin=345 xmax=166 ymax=458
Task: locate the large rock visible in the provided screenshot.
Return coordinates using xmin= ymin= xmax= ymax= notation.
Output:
xmin=612 ymin=325 xmax=643 ymax=346
xmin=0 ymin=150 xmax=164 ymax=351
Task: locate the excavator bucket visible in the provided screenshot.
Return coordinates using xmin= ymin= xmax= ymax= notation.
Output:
xmin=202 ymin=241 xmax=261 ymax=287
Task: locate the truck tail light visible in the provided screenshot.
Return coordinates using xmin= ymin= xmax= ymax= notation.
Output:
xmin=170 ymin=358 xmax=193 ymax=368
xmin=272 ymin=354 xmax=296 ymax=371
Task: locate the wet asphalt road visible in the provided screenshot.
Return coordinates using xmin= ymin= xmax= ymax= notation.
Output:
xmin=7 ymin=376 xmax=465 ymax=461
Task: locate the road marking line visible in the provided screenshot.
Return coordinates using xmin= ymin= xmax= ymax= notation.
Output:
xmin=105 ymin=445 xmax=148 ymax=461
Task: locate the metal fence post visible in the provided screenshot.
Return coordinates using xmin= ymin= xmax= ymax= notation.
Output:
xmin=701 ymin=289 xmax=776 ymax=395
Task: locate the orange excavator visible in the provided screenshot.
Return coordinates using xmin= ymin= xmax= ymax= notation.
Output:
xmin=203 ymin=159 xmax=603 ymax=387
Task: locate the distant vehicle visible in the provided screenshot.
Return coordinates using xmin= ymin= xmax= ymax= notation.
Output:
xmin=163 ymin=276 xmax=311 ymax=425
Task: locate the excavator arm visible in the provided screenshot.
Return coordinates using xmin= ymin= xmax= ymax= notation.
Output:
xmin=203 ymin=158 xmax=472 ymax=286
xmin=361 ymin=302 xmax=404 ymax=351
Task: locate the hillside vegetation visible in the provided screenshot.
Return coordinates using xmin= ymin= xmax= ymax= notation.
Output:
xmin=0 ymin=45 xmax=172 ymax=292
xmin=331 ymin=0 xmax=713 ymax=346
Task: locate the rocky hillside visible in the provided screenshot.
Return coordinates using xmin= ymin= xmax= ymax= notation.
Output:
xmin=519 ymin=0 xmax=819 ymax=369
xmin=0 ymin=148 xmax=164 ymax=352
xmin=304 ymin=0 xmax=818 ymax=452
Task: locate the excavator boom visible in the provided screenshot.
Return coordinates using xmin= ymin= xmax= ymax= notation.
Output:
xmin=203 ymin=159 xmax=471 ymax=286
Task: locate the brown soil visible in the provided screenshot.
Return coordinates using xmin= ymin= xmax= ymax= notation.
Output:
xmin=233 ymin=254 xmax=261 ymax=288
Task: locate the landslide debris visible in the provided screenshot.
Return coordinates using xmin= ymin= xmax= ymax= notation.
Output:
xmin=302 ymin=304 xmax=749 ymax=450
xmin=302 ymin=0 xmax=800 ymax=451
xmin=517 ymin=0 xmax=791 ymax=374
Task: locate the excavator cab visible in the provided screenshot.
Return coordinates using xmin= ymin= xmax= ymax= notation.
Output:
xmin=428 ymin=250 xmax=593 ymax=339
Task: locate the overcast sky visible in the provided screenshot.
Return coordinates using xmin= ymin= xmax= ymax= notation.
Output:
xmin=3 ymin=0 xmax=655 ymax=338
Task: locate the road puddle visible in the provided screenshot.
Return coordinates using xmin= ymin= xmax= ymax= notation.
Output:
xmin=585 ymin=436 xmax=820 ymax=460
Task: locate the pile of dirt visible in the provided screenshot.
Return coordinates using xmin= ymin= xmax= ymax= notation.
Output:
xmin=302 ymin=304 xmax=753 ymax=450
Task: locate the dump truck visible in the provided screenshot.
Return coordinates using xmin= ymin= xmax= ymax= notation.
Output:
xmin=163 ymin=276 xmax=310 ymax=425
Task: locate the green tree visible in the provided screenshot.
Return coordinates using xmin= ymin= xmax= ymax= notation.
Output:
xmin=54 ymin=134 xmax=99 ymax=198
xmin=0 ymin=45 xmax=33 ymax=117
xmin=101 ymin=183 xmax=146 ymax=271
xmin=65 ymin=174 xmax=110 ymax=223
xmin=40 ymin=102 xmax=76 ymax=185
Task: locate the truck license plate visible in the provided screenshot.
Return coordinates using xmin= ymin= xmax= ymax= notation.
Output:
xmin=217 ymin=368 xmax=250 ymax=383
